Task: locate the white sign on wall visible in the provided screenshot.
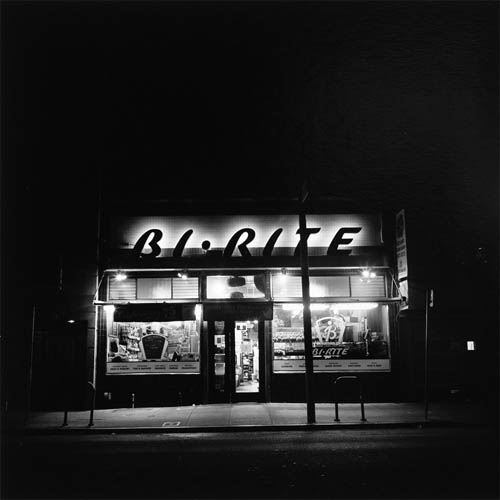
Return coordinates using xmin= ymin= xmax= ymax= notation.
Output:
xmin=107 ymin=361 xmax=200 ymax=375
xmin=396 ymin=210 xmax=408 ymax=280
xmin=273 ymin=359 xmax=391 ymax=372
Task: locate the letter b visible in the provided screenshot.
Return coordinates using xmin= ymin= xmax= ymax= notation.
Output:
xmin=133 ymin=229 xmax=163 ymax=259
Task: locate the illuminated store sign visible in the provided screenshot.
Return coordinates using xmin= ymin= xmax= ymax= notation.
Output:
xmin=109 ymin=214 xmax=382 ymax=260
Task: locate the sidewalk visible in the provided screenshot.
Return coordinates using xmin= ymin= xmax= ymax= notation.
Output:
xmin=5 ymin=401 xmax=497 ymax=434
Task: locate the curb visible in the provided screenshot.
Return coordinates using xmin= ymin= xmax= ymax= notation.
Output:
xmin=6 ymin=420 xmax=468 ymax=435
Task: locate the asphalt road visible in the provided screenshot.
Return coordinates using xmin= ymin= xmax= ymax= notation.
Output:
xmin=2 ymin=427 xmax=498 ymax=499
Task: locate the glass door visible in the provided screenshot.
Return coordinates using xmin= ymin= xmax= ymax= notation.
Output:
xmin=233 ymin=321 xmax=260 ymax=396
xmin=208 ymin=319 xmax=264 ymax=403
xmin=209 ymin=320 xmax=229 ymax=403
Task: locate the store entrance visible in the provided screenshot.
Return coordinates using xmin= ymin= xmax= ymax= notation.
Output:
xmin=208 ymin=319 xmax=264 ymax=403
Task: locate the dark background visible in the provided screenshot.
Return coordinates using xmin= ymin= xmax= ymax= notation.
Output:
xmin=1 ymin=1 xmax=499 ymax=408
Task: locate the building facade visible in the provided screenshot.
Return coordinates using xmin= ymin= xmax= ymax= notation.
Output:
xmin=93 ymin=211 xmax=403 ymax=408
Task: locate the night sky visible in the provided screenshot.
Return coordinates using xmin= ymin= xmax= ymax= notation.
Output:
xmin=2 ymin=1 xmax=498 ymax=306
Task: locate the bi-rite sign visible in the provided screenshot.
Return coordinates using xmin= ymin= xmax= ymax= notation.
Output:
xmin=108 ymin=214 xmax=383 ymax=262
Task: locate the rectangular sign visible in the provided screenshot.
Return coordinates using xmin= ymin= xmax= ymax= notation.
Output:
xmin=204 ymin=302 xmax=273 ymax=321
xmin=106 ymin=361 xmax=200 ymax=374
xmin=114 ymin=304 xmax=196 ymax=322
xmin=273 ymin=359 xmax=391 ymax=372
xmin=395 ymin=210 xmax=408 ymax=280
xmin=108 ymin=214 xmax=383 ymax=259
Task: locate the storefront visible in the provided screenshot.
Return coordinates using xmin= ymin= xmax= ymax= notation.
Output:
xmin=95 ymin=213 xmax=401 ymax=407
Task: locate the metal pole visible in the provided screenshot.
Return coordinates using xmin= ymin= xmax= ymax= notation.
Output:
xmin=333 ymin=378 xmax=340 ymax=421
xmin=88 ymin=382 xmax=96 ymax=427
xmin=92 ymin=169 xmax=103 ymax=389
xmin=359 ymin=379 xmax=366 ymax=422
xmin=25 ymin=304 xmax=36 ymax=425
xmin=424 ymin=289 xmax=429 ymax=421
xmin=299 ymin=211 xmax=316 ymax=424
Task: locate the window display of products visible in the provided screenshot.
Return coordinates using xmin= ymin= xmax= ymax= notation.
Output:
xmin=272 ymin=303 xmax=390 ymax=372
xmin=106 ymin=320 xmax=200 ymax=374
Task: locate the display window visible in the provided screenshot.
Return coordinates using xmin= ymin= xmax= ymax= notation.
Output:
xmin=206 ymin=275 xmax=266 ymax=299
xmin=272 ymin=303 xmax=390 ymax=372
xmin=106 ymin=318 xmax=200 ymax=374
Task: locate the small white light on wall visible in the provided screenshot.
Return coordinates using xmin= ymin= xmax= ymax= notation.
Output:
xmin=467 ymin=341 xmax=475 ymax=351
xmin=177 ymin=271 xmax=188 ymax=280
xmin=115 ymin=272 xmax=127 ymax=281
xmin=67 ymin=320 xmax=75 ymax=324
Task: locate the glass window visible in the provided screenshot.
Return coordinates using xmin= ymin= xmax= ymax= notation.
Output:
xmin=272 ymin=275 xmax=364 ymax=299
xmin=108 ymin=277 xmax=200 ymax=301
xmin=310 ymin=276 xmax=350 ymax=297
xmin=206 ymin=275 xmax=266 ymax=299
xmin=137 ymin=278 xmax=172 ymax=299
xmin=106 ymin=318 xmax=200 ymax=374
xmin=271 ymin=275 xmax=302 ymax=298
xmin=172 ymin=278 xmax=199 ymax=299
xmin=350 ymin=275 xmax=386 ymax=297
xmin=272 ymin=303 xmax=390 ymax=373
xmin=108 ymin=277 xmax=137 ymax=300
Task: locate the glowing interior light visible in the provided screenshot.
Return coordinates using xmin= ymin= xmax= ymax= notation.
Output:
xmin=362 ymin=270 xmax=370 ymax=278
xmin=104 ymin=305 xmax=116 ymax=313
xmin=210 ymin=278 xmax=227 ymax=297
xmin=194 ymin=304 xmax=202 ymax=321
xmin=467 ymin=341 xmax=475 ymax=351
xmin=282 ymin=303 xmax=304 ymax=313
xmin=67 ymin=320 xmax=75 ymax=324
xmin=281 ymin=302 xmax=378 ymax=312
xmin=370 ymin=272 xmax=377 ymax=279
xmin=253 ymin=320 xmax=258 ymax=324
xmin=115 ymin=272 xmax=127 ymax=281
xmin=331 ymin=302 xmax=378 ymax=310
xmin=311 ymin=303 xmax=330 ymax=311
xmin=177 ymin=271 xmax=188 ymax=280
xmin=310 ymin=284 xmax=326 ymax=297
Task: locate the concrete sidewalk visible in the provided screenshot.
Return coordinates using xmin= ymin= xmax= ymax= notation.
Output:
xmin=5 ymin=401 xmax=497 ymax=434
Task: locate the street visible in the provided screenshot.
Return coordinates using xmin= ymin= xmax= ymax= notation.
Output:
xmin=2 ymin=427 xmax=498 ymax=499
